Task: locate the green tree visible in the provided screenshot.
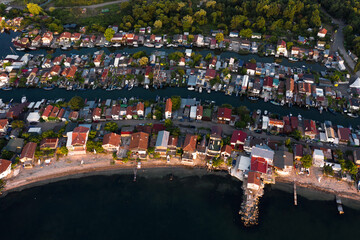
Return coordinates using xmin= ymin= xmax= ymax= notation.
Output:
xmin=323 ymin=164 xmax=334 ymax=176
xmin=310 ymin=9 xmax=321 ymax=27
xmin=171 ymin=96 xmax=181 ymax=110
xmin=11 ymin=120 xmax=24 ymax=129
xmin=154 ymin=20 xmax=162 ymax=29
xmin=300 ymin=154 xmax=312 ymax=168
xmin=104 ymin=122 xmax=118 ymax=132
xmin=239 ymin=28 xmax=252 ymax=38
xmin=139 ymin=56 xmax=149 ymax=66
xmin=88 ymin=130 xmax=97 ymax=140
xmin=104 ymin=28 xmax=115 ymax=42
xmin=57 ymin=146 xmax=68 ymax=156
xmin=1 ymin=150 xmax=14 ymax=160
xmin=215 ymin=32 xmax=224 ymax=43
xmin=182 ymin=15 xmax=194 ymax=30
xmin=164 ymin=119 xmax=173 ymax=128
xmin=68 ymin=96 xmax=85 ymax=110
xmin=27 ymin=3 xmax=42 ymax=15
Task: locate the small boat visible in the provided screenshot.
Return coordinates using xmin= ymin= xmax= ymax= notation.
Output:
xmin=16 ymin=47 xmax=25 ymax=51
xmin=248 ymin=96 xmax=259 ymax=101
xmin=2 ymin=86 xmax=13 ymax=91
xmin=187 ymin=87 xmax=195 ymax=91
xmin=128 ymin=84 xmax=134 ymax=91
xmin=298 ymin=114 xmax=302 ymax=121
xmin=270 ymin=100 xmax=280 ymax=106
xmin=336 ymin=196 xmax=344 ymax=215
xmin=61 ymin=47 xmax=68 ymax=50
xmin=256 ymin=109 xmax=261 ymax=115
xmin=347 ymin=113 xmax=359 ymax=118
xmin=21 ymin=96 xmax=27 ymax=103
xmin=137 ymin=162 xmax=141 ymax=169
xmin=207 ymin=89 xmax=211 ymax=94
xmin=328 ymin=108 xmax=337 ymax=115
xmin=43 ymin=86 xmax=54 ymax=91
xmin=29 ymin=46 xmax=37 ymax=50
xmin=199 ymin=87 xmax=202 ymax=93
xmin=264 ymin=110 xmax=268 ymax=115
xmin=155 ymin=43 xmax=163 ymax=48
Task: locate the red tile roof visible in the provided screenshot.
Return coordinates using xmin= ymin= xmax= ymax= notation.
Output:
xmin=165 ymin=98 xmax=172 ymax=113
xmin=250 ymin=157 xmax=268 ymax=174
xmin=103 ymin=133 xmax=121 ymax=147
xmin=20 ymin=142 xmax=37 ymax=160
xmin=183 ymin=134 xmax=197 ymax=152
xmin=129 ymin=132 xmax=149 ymax=150
xmin=42 ymin=105 xmax=53 ymax=118
xmin=217 ymin=107 xmax=232 ymax=120
xmin=0 ymin=159 xmax=11 ymax=174
xmin=230 ymin=130 xmax=247 ymax=145
xmin=72 ymin=126 xmax=89 ymax=146
xmin=0 ymin=119 xmax=8 ymax=129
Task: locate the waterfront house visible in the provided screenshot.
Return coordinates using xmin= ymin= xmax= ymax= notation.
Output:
xmin=165 ymin=98 xmax=172 ymax=119
xmin=196 ymin=105 xmax=203 ymax=120
xmin=251 ymin=145 xmax=274 ymax=165
xmin=41 ymin=105 xmax=53 ymax=121
xmin=0 ymin=73 xmax=9 ymax=87
xmin=338 ymin=127 xmax=351 ymax=144
xmin=94 ymin=54 xmax=102 ymax=67
xmin=167 ymin=136 xmax=178 ymax=156
xmin=126 ymin=106 xmax=134 ymax=119
xmin=247 ymin=172 xmax=261 ymax=190
xmin=111 ymin=105 xmax=120 ymax=120
xmin=349 ymin=98 xmax=360 ymax=111
xmin=207 ymin=126 xmax=222 ymax=157
xmin=0 ymin=159 xmax=11 ymax=179
xmin=69 ymin=111 xmax=79 ymax=121
xmin=155 ymin=130 xmax=170 ymax=156
xmin=40 ymin=138 xmax=59 ymax=150
xmin=0 ymin=119 xmax=9 ymax=134
xmin=221 ymin=145 xmax=232 ymax=159
xmin=42 ymin=31 xmax=53 ymax=46
xmin=71 ymin=33 xmax=82 ymax=42
xmin=129 ymin=132 xmax=149 ymax=157
xmin=49 ymin=106 xmax=60 ymax=120
xmin=317 ymin=28 xmax=327 ymax=38
xmin=50 ymin=65 xmax=61 ymax=76
xmin=182 ymin=134 xmax=197 ymax=163
xmin=294 ymin=144 xmax=303 ymax=161
xmin=245 ymin=63 xmax=256 ymax=76
xmin=136 ymin=102 xmax=144 ymax=117
xmin=313 ymin=149 xmax=325 ymax=167
xmin=20 ymin=142 xmax=37 ymax=167
xmin=273 ymin=150 xmax=294 ymax=175
xmin=276 ymin=40 xmax=287 ymax=57
xmin=304 ymin=120 xmax=317 ymax=139
xmin=59 ymin=32 xmax=71 ymax=42
xmin=92 ymin=107 xmax=101 ymax=122
xmin=217 ymin=107 xmax=231 ymax=123
xmin=205 ymin=69 xmax=216 ymax=79
xmin=250 ymin=157 xmax=268 ymax=175
xmin=102 ymin=133 xmax=121 ymax=152
xmin=230 ymin=130 xmax=247 ymax=149
xmin=286 ymin=78 xmax=294 ymax=100
xmin=66 ymin=126 xmax=89 ymax=155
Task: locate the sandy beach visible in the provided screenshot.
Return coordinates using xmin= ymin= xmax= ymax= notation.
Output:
xmin=2 ymin=155 xmax=360 ymax=203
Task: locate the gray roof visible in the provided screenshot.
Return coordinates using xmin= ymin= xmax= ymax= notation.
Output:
xmin=5 ymin=138 xmax=24 ymax=153
xmin=251 ymin=145 xmax=274 ymax=160
xmin=155 ymin=130 xmax=170 ymax=148
xmin=274 ymin=150 xmax=293 ymax=169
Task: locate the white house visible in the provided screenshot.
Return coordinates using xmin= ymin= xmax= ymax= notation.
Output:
xmin=313 ymin=149 xmax=325 ymax=167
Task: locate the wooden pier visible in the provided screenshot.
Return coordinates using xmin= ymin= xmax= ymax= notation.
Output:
xmin=294 ymin=182 xmax=297 ymax=206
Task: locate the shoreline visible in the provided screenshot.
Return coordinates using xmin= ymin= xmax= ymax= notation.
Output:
xmin=2 ymin=159 xmax=360 ymax=205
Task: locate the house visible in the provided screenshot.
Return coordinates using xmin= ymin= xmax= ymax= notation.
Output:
xmin=247 ymin=172 xmax=261 ymax=190
xmin=349 ymin=98 xmax=360 ymax=111
xmin=251 ymin=145 xmax=274 ymax=165
xmin=317 ymin=28 xmax=327 ymax=38
xmin=42 ymin=31 xmax=53 ymax=45
xmin=102 ymin=133 xmax=121 ymax=152
xmin=66 ymin=126 xmax=90 ymax=155
xmin=205 ymin=69 xmax=216 ymax=79
xmin=245 ymin=63 xmax=256 ymax=75
xmin=92 ymin=107 xmax=101 ymax=121
xmin=167 ymin=136 xmax=178 ymax=156
xmin=69 ymin=111 xmax=79 ymax=121
xmin=337 ymin=128 xmax=351 ymax=144
xmin=196 ymin=105 xmax=203 ymax=120
xmin=250 ymin=157 xmax=268 ymax=174
xmin=354 ymin=150 xmax=360 ymax=165
xmin=0 ymin=73 xmax=9 ymax=87
xmin=71 ymin=33 xmax=82 ymax=42
xmin=109 ymin=105 xmax=119 ymax=120
xmin=59 ymin=32 xmax=71 ymax=42
xmin=276 ymin=40 xmax=287 ymax=56
xmin=313 ymin=149 xmax=325 ymax=167
xmin=207 ymin=126 xmax=222 ymax=157
xmin=221 ymin=145 xmax=232 ymax=159
xmin=304 ymin=120 xmax=317 ymax=139
xmin=0 ymin=119 xmax=9 ymax=134
xmin=286 ymin=78 xmax=294 ymax=99
xmin=182 ymin=134 xmax=197 ymax=163
xmin=19 ymin=142 xmax=37 ymax=167
xmin=155 ymin=130 xmax=170 ymax=156
xmin=136 ymin=102 xmax=144 ymax=117
xmin=273 ymin=150 xmax=293 ymax=175
xmin=217 ymin=107 xmax=232 ymax=122
xmin=294 ymin=144 xmax=303 ymax=161
xmin=129 ymin=132 xmax=149 ymax=157
xmin=268 ymin=119 xmax=284 ymax=129
xmin=165 ymin=98 xmax=172 ymax=119
xmin=0 ymin=159 xmax=11 ymax=179
xmin=230 ymin=130 xmax=247 ymax=149
xmin=40 ymin=138 xmax=59 ymax=150
xmin=41 ymin=105 xmax=53 ymax=121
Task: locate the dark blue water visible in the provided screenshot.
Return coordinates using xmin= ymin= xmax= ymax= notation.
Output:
xmin=0 ymin=169 xmax=358 ymax=240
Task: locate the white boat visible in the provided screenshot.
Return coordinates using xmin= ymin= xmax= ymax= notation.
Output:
xmin=187 ymin=87 xmax=195 ymax=91
xmin=199 ymin=87 xmax=202 ymax=93
xmin=128 ymin=84 xmax=134 ymax=91
xmin=270 ymin=100 xmax=280 ymax=106
xmin=16 ymin=48 xmax=25 ymax=51
xmin=298 ymin=114 xmax=302 ymax=121
xmin=137 ymin=162 xmax=141 ymax=169
xmin=29 ymin=47 xmax=37 ymax=50
xmin=207 ymin=89 xmax=211 ymax=93
xmin=256 ymin=109 xmax=261 ymax=115
xmin=145 ymin=85 xmax=149 ymax=89
xmin=347 ymin=113 xmax=359 ymax=118
xmin=21 ymin=96 xmax=27 ymax=103
xmin=61 ymin=47 xmax=68 ymax=50
xmin=155 ymin=43 xmax=163 ymax=48
xmin=264 ymin=110 xmax=268 ymax=115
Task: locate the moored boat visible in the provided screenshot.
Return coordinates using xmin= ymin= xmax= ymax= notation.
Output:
xmin=270 ymin=100 xmax=280 ymax=106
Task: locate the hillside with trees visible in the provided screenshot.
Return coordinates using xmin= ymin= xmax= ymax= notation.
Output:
xmin=49 ymin=0 xmax=324 ymax=37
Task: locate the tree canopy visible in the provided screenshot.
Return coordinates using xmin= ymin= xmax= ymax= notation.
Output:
xmin=27 ymin=3 xmax=42 ymax=15
xmin=104 ymin=122 xmax=118 ymax=132
xmin=300 ymin=154 xmax=312 ymax=168
xmin=171 ymin=96 xmax=181 ymax=111
xmin=104 ymin=28 xmax=115 ymax=42
xmin=68 ymin=96 xmax=85 ymax=110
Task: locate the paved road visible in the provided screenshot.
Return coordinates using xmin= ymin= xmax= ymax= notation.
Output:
xmin=9 ymin=0 xmax=128 ymax=10
xmin=324 ymin=8 xmax=360 ymax=78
